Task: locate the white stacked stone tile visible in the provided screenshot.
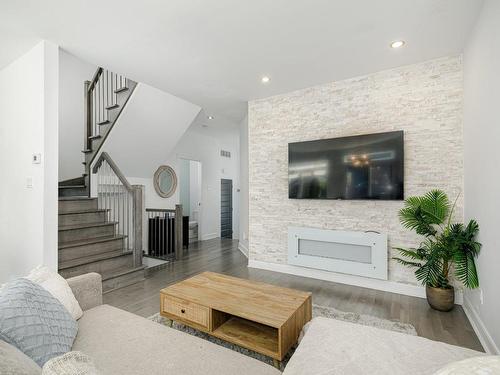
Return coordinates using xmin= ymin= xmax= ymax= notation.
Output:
xmin=248 ymin=56 xmax=464 ymax=285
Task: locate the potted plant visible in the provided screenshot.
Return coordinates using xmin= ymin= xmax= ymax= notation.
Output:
xmin=394 ymin=190 xmax=481 ymax=311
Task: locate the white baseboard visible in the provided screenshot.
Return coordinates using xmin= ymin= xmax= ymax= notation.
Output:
xmin=463 ymin=296 xmax=500 ymax=354
xmin=201 ymin=233 xmax=218 ymax=241
xmin=248 ymin=259 xmax=464 ymax=305
xmin=237 ymin=242 xmax=249 ymax=258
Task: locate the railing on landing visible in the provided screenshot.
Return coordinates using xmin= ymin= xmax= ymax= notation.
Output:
xmin=146 ymin=206 xmax=184 ymax=260
xmin=92 ymin=152 xmax=143 ymax=268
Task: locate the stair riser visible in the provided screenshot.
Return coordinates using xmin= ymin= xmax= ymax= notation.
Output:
xmin=59 ymin=177 xmax=85 ymax=187
xmin=59 ymin=253 xmax=133 ymax=279
xmin=59 ymin=238 xmax=124 ymax=263
xmin=58 ymin=211 xmax=106 ymax=226
xmin=59 ymin=187 xmax=88 ymax=197
xmin=59 ymin=199 xmax=97 ymax=214
xmin=103 ymin=268 xmax=145 ymax=293
xmin=58 ymin=224 xmax=115 ymax=243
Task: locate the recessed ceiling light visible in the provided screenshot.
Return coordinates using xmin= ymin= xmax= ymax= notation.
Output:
xmin=261 ymin=76 xmax=271 ymax=84
xmin=207 ymin=115 xmax=214 ymax=120
xmin=390 ymin=40 xmax=405 ymax=49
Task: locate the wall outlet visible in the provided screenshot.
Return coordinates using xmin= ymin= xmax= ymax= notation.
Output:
xmin=26 ymin=177 xmax=33 ymax=188
xmin=480 ymin=289 xmax=484 ymax=305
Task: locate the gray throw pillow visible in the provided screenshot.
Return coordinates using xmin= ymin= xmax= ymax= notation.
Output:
xmin=0 ymin=278 xmax=78 ymax=367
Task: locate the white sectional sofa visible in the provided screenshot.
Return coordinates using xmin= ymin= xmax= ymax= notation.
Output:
xmin=1 ymin=272 xmax=486 ymax=374
xmin=282 ymin=316 xmax=484 ymax=375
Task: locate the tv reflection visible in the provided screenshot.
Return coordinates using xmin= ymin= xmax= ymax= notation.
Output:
xmin=288 ymin=147 xmax=402 ymax=200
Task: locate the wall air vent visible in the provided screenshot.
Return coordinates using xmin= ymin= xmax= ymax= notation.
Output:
xmin=220 ymin=150 xmax=231 ymax=158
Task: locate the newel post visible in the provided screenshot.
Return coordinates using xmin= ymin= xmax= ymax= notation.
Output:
xmin=175 ymin=204 xmax=183 ymax=260
xmin=133 ymin=185 xmax=144 ymax=267
xmin=84 ymin=80 xmax=91 ymax=152
xmin=83 ymin=80 xmax=92 ymax=196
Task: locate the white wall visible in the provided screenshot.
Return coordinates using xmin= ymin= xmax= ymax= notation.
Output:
xmin=58 ymin=50 xmax=96 ymax=181
xmin=238 ymin=115 xmax=249 ymax=256
xmin=102 ymin=83 xmax=201 ymax=178
xmin=0 ymin=41 xmax=59 ymax=283
xmin=463 ymin=0 xmax=500 ymax=354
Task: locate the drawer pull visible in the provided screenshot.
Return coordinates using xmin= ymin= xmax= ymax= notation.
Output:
xmin=181 ymin=309 xmax=186 ymax=314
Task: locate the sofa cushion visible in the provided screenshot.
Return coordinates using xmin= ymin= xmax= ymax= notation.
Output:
xmin=0 ymin=340 xmax=41 ymax=375
xmin=0 ymin=278 xmax=78 ymax=367
xmin=433 ymin=355 xmax=500 ymax=374
xmin=26 ymin=266 xmax=83 ymax=320
xmin=283 ymin=317 xmax=484 ymax=375
xmin=73 ymin=304 xmax=280 ymax=375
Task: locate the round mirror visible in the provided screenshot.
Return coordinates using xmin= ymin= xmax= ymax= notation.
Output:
xmin=153 ymin=165 xmax=177 ymax=198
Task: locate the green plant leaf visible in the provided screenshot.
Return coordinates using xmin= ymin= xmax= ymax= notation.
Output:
xmin=454 ymin=251 xmax=479 ymax=289
xmin=393 ymin=257 xmax=422 ymax=268
xmin=398 ymin=190 xmax=450 ymax=237
xmin=393 ymin=247 xmax=426 ymax=261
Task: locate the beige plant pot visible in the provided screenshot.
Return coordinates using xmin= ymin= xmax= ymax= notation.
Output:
xmin=426 ymin=285 xmax=455 ymax=312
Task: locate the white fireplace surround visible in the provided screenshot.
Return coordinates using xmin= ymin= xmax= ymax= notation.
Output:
xmin=288 ymin=227 xmax=388 ymax=280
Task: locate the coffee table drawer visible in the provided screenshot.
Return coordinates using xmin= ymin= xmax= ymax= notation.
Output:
xmin=162 ymin=295 xmax=209 ymax=329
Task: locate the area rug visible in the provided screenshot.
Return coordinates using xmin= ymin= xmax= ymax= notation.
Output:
xmin=148 ymin=304 xmax=417 ymax=371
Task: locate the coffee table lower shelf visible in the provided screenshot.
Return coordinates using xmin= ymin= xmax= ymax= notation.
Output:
xmin=211 ymin=316 xmax=279 ymax=359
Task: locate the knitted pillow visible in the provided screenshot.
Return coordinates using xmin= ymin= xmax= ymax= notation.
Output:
xmin=42 ymin=351 xmax=99 ymax=375
xmin=0 ymin=278 xmax=78 ymax=366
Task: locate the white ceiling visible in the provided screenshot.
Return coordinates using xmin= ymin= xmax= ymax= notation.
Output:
xmin=0 ymin=0 xmax=483 ymax=127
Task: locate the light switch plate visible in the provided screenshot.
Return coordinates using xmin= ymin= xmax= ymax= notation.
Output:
xmin=32 ymin=153 xmax=41 ymax=164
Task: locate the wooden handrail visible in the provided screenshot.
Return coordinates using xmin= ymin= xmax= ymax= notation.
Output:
xmin=146 ymin=208 xmax=176 ymax=213
xmin=92 ymin=152 xmax=134 ymax=192
xmin=87 ymin=67 xmax=104 ymax=92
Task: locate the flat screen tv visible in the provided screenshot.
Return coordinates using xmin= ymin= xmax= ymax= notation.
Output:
xmin=288 ymin=131 xmax=404 ymax=200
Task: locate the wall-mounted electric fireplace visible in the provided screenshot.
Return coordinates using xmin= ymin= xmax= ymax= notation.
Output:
xmin=288 ymin=227 xmax=388 ymax=280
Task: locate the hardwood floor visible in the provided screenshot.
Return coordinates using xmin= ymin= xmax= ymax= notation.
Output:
xmin=104 ymin=238 xmax=483 ymax=352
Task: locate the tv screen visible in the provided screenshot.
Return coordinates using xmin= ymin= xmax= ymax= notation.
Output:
xmin=288 ymin=131 xmax=404 ymax=200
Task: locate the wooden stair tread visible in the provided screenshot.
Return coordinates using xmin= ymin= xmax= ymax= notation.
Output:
xmin=114 ymin=87 xmax=129 ymax=94
xmin=101 ymin=265 xmax=146 ymax=281
xmin=105 ymin=104 xmax=119 ymax=110
xmin=58 ymin=235 xmax=126 ymax=249
xmin=58 ymin=185 xmax=86 ymax=189
xmin=58 ymin=208 xmax=109 ymax=216
xmin=89 ymin=135 xmax=101 ymax=140
xmin=58 ymin=196 xmax=96 ymax=201
xmin=58 ymin=250 xmax=132 ymax=270
xmin=58 ymin=221 xmax=118 ymax=231
xmin=98 ymin=120 xmax=110 ymax=125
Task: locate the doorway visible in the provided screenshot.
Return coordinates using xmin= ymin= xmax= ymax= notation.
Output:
xmin=220 ymin=179 xmax=233 ymax=239
xmin=179 ymin=159 xmax=202 ymax=243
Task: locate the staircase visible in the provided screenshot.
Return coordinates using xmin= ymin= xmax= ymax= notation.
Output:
xmin=58 ymin=68 xmax=145 ymax=292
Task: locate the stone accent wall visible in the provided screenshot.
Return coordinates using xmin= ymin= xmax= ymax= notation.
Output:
xmin=248 ymin=56 xmax=464 ymax=285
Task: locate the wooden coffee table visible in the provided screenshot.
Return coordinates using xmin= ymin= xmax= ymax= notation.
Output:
xmin=160 ymin=272 xmax=312 ymax=367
